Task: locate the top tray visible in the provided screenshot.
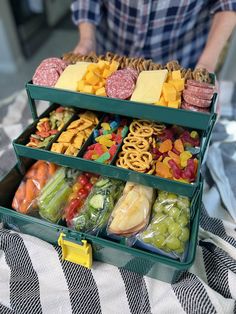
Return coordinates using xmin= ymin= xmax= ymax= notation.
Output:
xmin=26 ymin=80 xmax=217 ymax=131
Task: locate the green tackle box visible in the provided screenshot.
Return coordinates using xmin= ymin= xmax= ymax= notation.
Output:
xmin=0 ymin=158 xmax=203 ymax=283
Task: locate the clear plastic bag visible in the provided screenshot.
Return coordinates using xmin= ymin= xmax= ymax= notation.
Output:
xmin=107 ymin=182 xmax=155 ymax=237
xmin=38 ymin=167 xmax=80 ymax=223
xmin=71 ymin=177 xmax=124 ymax=233
xmin=12 ymin=161 xmax=58 ymax=214
xmin=137 ymin=190 xmax=190 ymax=260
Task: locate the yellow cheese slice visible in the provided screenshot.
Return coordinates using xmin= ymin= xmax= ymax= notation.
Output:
xmin=131 ymin=70 xmax=168 ymax=104
xmin=55 ymin=62 xmax=92 ymax=91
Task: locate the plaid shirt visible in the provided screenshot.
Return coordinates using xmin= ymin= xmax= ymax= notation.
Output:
xmin=71 ymin=0 xmax=236 ymax=68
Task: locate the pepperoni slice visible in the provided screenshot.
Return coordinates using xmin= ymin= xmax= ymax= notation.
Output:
xmin=183 ymin=90 xmax=211 ymax=108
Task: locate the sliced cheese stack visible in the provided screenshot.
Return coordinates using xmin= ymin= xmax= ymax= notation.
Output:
xmin=131 ymin=70 xmax=168 ymax=103
xmin=156 ymin=70 xmax=184 ymax=108
xmin=77 ymin=60 xmax=119 ymax=96
xmin=108 ymin=182 xmax=155 ymax=236
xmin=55 ymin=62 xmax=92 ymax=91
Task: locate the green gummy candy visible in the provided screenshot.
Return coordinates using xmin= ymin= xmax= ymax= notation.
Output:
xmin=121 ymin=126 xmax=129 ymax=138
xmin=96 ymin=152 xmax=111 ymax=163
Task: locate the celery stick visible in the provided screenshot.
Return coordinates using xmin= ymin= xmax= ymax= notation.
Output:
xmin=39 ymin=168 xmax=66 ymax=203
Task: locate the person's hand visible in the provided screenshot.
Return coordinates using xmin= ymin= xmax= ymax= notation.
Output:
xmin=73 ymin=38 xmax=96 ymax=55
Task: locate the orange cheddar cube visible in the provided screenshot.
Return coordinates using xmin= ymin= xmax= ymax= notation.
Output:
xmin=95 ymin=87 xmax=106 ymax=97
xmin=83 ymin=85 xmax=94 ymax=94
xmin=162 ymin=82 xmax=177 ymax=102
xmin=168 ymin=99 xmax=181 ymax=109
xmin=172 ymin=70 xmax=181 ymax=80
xmin=170 ymin=78 xmax=185 ymax=92
xmin=85 ymin=71 xmax=100 ymax=85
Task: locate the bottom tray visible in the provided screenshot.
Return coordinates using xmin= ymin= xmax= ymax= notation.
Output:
xmin=0 ymin=161 xmax=202 ymax=283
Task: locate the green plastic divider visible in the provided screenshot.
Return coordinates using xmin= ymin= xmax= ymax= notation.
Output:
xmin=26 ymin=81 xmax=217 ymax=130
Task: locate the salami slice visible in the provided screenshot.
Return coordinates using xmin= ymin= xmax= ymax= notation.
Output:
xmin=33 ymin=68 xmax=60 ymax=86
xmin=184 ymin=87 xmax=213 ymax=101
xmin=187 ymin=79 xmax=215 ymax=90
xmin=185 ymin=83 xmax=214 ymax=94
xmin=181 ymin=101 xmax=209 ymax=113
xmin=32 ymin=57 xmax=67 ymax=86
xmin=106 ymin=70 xmax=135 ymax=99
xmin=126 ymin=67 xmax=139 ymax=81
xmin=183 ymin=90 xmax=211 ymax=108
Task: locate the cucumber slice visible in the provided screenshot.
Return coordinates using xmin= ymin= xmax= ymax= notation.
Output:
xmin=95 ymin=179 xmax=110 ymax=188
xmin=89 ymin=194 xmax=104 ymax=209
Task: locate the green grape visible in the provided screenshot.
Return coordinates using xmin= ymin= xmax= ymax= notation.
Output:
xmin=175 ymin=242 xmax=185 ymax=254
xmin=163 ymin=204 xmax=173 ymax=214
xmin=179 ymin=227 xmax=190 ymax=242
xmin=163 ymin=245 xmax=171 ymax=253
xmin=153 ymin=235 xmax=165 ymax=248
xmin=168 ymin=222 xmax=182 ymax=237
xmin=165 ymin=216 xmax=175 ymax=226
xmin=153 ymin=212 xmax=166 ymax=222
xmin=152 ymin=221 xmax=168 ymax=234
xmin=178 ymin=214 xmax=189 ymax=227
xmin=169 ymin=206 xmax=181 ymax=220
xmin=158 ymin=191 xmax=169 ymax=202
xmin=167 ymin=193 xmax=178 ymax=201
xmin=153 ymin=203 xmax=164 ymax=213
xmin=166 ymin=236 xmax=181 ymax=250
xmin=177 ymin=196 xmax=190 ymax=209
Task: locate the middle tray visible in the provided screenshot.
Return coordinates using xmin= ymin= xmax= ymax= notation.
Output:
xmin=13 ymin=104 xmax=216 ymax=197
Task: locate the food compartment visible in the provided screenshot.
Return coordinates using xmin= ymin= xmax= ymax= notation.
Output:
xmin=79 ymin=114 xmax=130 ymax=165
xmin=113 ymin=119 xmax=204 ymax=185
xmin=14 ymin=104 xmax=76 ymax=151
xmin=49 ymin=110 xmax=101 ymax=157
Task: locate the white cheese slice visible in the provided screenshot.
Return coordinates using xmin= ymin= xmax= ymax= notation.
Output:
xmin=131 ymin=70 xmax=168 ymax=103
xmin=55 ymin=62 xmax=92 ymax=91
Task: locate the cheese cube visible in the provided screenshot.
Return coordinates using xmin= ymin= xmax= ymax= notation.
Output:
xmin=169 ymin=78 xmax=185 ymax=92
xmin=155 ymin=95 xmax=168 ymax=106
xmin=77 ymin=80 xmax=85 ymax=91
xmin=163 ymin=83 xmax=177 ymax=102
xmin=83 ymin=85 xmax=94 ymax=94
xmin=102 ymin=68 xmax=114 ymax=79
xmin=172 ymin=70 xmax=181 ymax=80
xmin=97 ymin=60 xmax=106 ymax=71
xmin=109 ymin=60 xmax=119 ymax=72
xmin=87 ymin=64 xmax=98 ymax=72
xmin=96 ymin=87 xmax=106 ymax=97
xmin=85 ymin=71 xmax=100 ymax=85
xmin=168 ymin=99 xmax=181 ymax=108
xmin=131 ymin=70 xmax=168 ymax=103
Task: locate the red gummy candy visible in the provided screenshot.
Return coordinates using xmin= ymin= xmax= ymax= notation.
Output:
xmin=115 ymin=134 xmax=122 ymax=144
xmin=94 ymin=143 xmax=104 ymax=156
xmin=159 ymin=129 xmax=175 ymax=141
xmin=87 ymin=144 xmax=96 ymax=151
xmin=168 ymin=159 xmax=182 ymax=179
xmin=111 ymin=133 xmax=116 ymax=140
xmin=109 ymin=145 xmax=117 ymax=157
xmin=182 ymin=159 xmax=195 ymax=182
xmin=84 ymin=150 xmax=93 ymax=160
xmin=180 ymin=131 xmax=200 ymax=147
xmin=172 ymin=148 xmax=180 ymax=155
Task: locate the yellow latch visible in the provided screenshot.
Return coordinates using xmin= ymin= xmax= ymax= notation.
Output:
xmin=58 ymin=233 xmax=92 ymax=269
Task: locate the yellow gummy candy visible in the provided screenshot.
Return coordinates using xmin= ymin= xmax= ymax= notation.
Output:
xmin=99 ymin=139 xmax=115 ymax=147
xmin=101 ymin=123 xmax=111 ymax=131
xmin=180 ymin=151 xmax=192 ymax=168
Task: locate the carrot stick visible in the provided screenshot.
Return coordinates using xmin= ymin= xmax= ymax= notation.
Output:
xmin=25 ymin=179 xmax=36 ymax=203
